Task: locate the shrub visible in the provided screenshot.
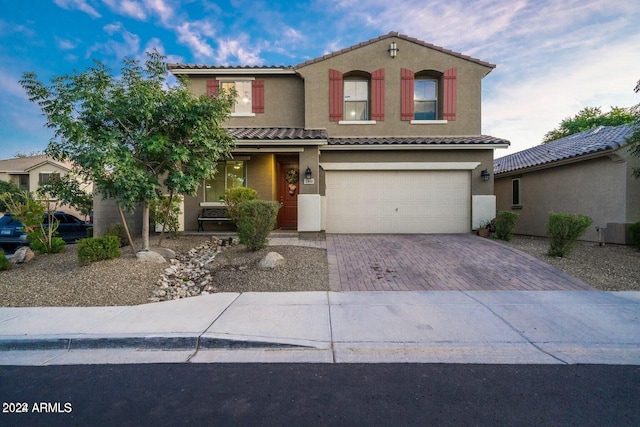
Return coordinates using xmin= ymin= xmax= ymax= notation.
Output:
xmin=495 ymin=211 xmax=519 ymax=241
xmin=86 ymin=227 xmax=93 ymax=238
xmin=236 ymin=200 xmax=280 ymax=251
xmin=105 ymin=223 xmax=129 ymax=247
xmin=29 ymin=230 xmax=65 ymax=254
xmin=77 ymin=235 xmax=121 ymax=266
xmin=547 ymin=213 xmax=593 ymax=257
xmin=0 ymin=251 xmax=9 ymax=271
xmin=224 ymin=187 xmax=258 ymax=223
xmin=150 ymin=195 xmax=182 ymax=238
xmin=630 ymin=220 xmax=640 ymax=250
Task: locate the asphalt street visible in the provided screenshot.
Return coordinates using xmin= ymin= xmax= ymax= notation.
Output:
xmin=1 ymin=363 xmax=639 ymax=426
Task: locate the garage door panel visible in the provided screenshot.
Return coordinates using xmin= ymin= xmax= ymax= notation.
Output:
xmin=325 ymin=170 xmax=470 ymax=234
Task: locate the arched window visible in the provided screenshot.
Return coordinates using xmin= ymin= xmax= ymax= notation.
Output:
xmin=329 ymin=69 xmax=384 ymax=122
xmin=343 ymin=71 xmax=370 ymax=121
xmin=401 ymin=68 xmax=456 ymax=121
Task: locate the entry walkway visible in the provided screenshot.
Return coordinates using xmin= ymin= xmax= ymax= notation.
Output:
xmin=326 ymin=234 xmax=594 ymax=292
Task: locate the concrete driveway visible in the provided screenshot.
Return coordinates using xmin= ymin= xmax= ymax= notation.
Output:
xmin=326 ymin=234 xmax=594 ymax=292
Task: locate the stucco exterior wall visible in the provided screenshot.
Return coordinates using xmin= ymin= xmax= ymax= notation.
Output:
xmin=296 ymin=36 xmax=491 ymax=136
xmin=92 ymin=196 xmax=143 ymax=238
xmin=187 ymin=75 xmax=304 ymax=128
xmin=495 ymin=155 xmax=630 ymax=243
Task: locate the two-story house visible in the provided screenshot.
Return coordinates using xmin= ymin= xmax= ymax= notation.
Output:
xmin=93 ymin=32 xmax=509 ymax=237
xmin=167 ymin=32 xmax=508 ymax=236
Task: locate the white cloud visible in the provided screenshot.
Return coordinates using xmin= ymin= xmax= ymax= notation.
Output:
xmin=55 ymin=37 xmax=77 ymax=50
xmin=87 ymin=25 xmax=141 ymax=59
xmin=144 ymin=0 xmax=175 ymax=25
xmin=176 ymin=21 xmax=216 ymax=61
xmin=53 ymin=0 xmax=101 ymax=18
xmin=216 ymin=36 xmax=262 ymax=65
xmin=102 ymin=0 xmax=147 ymax=20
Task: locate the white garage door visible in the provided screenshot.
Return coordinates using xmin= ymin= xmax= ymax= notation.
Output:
xmin=325 ymin=170 xmax=470 ymax=234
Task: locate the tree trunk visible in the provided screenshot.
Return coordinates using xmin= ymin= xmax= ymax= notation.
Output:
xmin=116 ymin=203 xmax=136 ymax=254
xmin=142 ymin=203 xmax=150 ymax=251
xmin=157 ymin=192 xmax=174 ymax=247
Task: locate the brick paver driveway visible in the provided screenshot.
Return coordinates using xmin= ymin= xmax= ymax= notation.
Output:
xmin=326 ymin=234 xmax=594 ymax=292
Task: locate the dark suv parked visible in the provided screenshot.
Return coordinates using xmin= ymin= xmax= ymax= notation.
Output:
xmin=0 ymin=212 xmax=91 ymax=251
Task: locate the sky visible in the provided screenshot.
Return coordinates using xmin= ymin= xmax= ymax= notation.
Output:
xmin=1 ymin=0 xmax=639 ymax=159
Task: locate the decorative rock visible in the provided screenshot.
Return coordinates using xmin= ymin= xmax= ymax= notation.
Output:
xmin=136 ymin=250 xmax=166 ymax=263
xmin=150 ymin=247 xmax=176 ymax=260
xmin=9 ymin=246 xmax=35 ymax=264
xmin=258 ymin=252 xmax=285 ymax=269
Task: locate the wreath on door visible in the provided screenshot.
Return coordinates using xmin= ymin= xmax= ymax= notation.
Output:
xmin=285 ymin=168 xmax=299 ymax=195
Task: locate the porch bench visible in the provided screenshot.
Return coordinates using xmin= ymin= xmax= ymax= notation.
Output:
xmin=197 ymin=207 xmax=231 ymax=231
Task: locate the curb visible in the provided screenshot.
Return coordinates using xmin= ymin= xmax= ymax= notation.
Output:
xmin=0 ymin=337 xmax=313 ymax=352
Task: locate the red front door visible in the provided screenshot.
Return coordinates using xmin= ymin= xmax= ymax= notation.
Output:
xmin=277 ymin=162 xmax=298 ymax=229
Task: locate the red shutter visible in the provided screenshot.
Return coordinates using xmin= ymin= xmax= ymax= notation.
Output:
xmin=443 ymin=68 xmax=457 ymax=121
xmin=329 ymin=69 xmax=343 ymax=122
xmin=371 ymin=69 xmax=385 ymax=121
xmin=206 ymin=79 xmax=218 ymax=97
xmin=252 ymin=80 xmax=264 ymax=114
xmin=400 ymin=68 xmax=414 ymax=121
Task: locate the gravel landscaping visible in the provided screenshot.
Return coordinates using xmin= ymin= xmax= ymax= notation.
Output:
xmin=0 ymin=233 xmax=637 ymax=307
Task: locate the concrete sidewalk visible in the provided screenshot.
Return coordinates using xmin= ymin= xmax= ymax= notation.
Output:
xmin=1 ymin=291 xmax=639 ymax=365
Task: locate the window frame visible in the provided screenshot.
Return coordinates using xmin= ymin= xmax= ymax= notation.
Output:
xmin=342 ymin=76 xmax=370 ymax=122
xmin=413 ymin=78 xmax=438 ymax=121
xmin=202 ymin=161 xmax=248 ymax=206
xmin=219 ymin=78 xmax=255 ymax=117
xmin=512 ymin=178 xmax=522 ymax=208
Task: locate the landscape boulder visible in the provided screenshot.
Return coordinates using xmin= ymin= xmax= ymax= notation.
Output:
xmin=136 ymin=250 xmax=167 ymax=263
xmin=9 ymin=246 xmax=35 ymax=264
xmin=258 ymin=252 xmax=285 ymax=269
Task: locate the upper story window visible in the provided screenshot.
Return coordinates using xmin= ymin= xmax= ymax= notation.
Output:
xmin=343 ymin=79 xmax=369 ymax=121
xmin=329 ymin=69 xmax=384 ymax=123
xmin=414 ymin=79 xmax=437 ymax=120
xmin=204 ymin=161 xmax=247 ymax=203
xmin=206 ymin=79 xmax=264 ymax=115
xmin=402 ymin=68 xmax=456 ymax=122
xmin=222 ymin=80 xmax=253 ymax=115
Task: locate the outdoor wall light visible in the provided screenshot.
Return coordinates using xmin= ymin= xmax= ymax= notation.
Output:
xmin=388 ymin=41 xmax=398 ymax=58
xmin=305 ymin=166 xmax=312 ymax=179
xmin=481 ymin=169 xmax=491 ymax=181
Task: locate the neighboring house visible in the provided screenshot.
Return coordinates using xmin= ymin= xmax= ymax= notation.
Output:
xmin=0 ymin=154 xmax=93 ymax=219
xmin=494 ymin=124 xmax=640 ymax=244
xmin=94 ymin=31 xmax=509 ymax=236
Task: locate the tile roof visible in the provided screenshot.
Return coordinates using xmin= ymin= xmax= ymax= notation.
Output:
xmin=225 ymin=128 xmax=509 ymax=147
xmin=328 ymin=135 xmax=509 ymax=146
xmin=167 ymin=32 xmax=495 ymax=72
xmin=227 ymin=127 xmax=328 ymax=140
xmin=494 ymin=124 xmax=635 ymax=175
xmin=296 ymin=32 xmax=496 ymax=69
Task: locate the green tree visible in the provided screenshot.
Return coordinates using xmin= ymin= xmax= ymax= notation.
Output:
xmin=20 ymin=51 xmax=235 ymax=251
xmin=542 ymin=106 xmax=637 ymax=143
xmin=0 ymin=181 xmax=26 ymax=213
xmin=627 ymin=80 xmax=640 ymax=178
xmin=38 ymin=174 xmax=93 ymax=220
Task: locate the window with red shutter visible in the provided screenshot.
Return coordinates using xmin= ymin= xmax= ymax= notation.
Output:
xmin=329 ymin=69 xmax=343 ymax=122
xmin=206 ymin=79 xmax=218 ymax=97
xmin=371 ymin=69 xmax=385 ymax=121
xmin=252 ymin=80 xmax=264 ymax=114
xmin=400 ymin=68 xmax=414 ymax=121
xmin=443 ymin=68 xmax=457 ymax=121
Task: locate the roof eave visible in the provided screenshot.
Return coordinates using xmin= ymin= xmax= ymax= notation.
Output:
xmin=495 ymin=148 xmax=618 ymax=177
